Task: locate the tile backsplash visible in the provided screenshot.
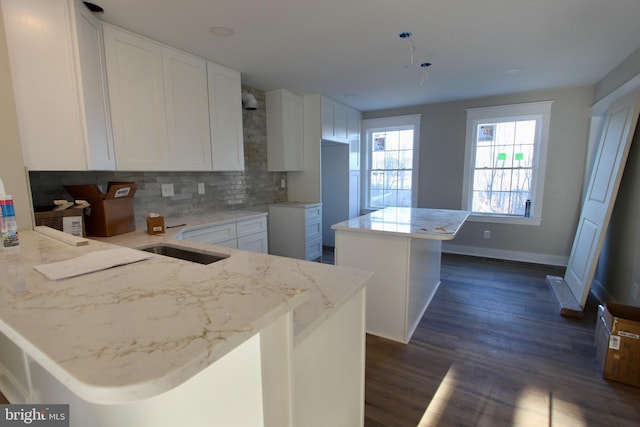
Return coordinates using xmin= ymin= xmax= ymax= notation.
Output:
xmin=29 ymin=87 xmax=287 ymax=221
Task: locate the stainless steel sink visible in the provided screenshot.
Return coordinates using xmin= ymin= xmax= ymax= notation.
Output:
xmin=137 ymin=243 xmax=229 ymax=265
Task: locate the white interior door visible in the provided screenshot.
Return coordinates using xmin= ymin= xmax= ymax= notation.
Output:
xmin=564 ymin=89 xmax=640 ymax=307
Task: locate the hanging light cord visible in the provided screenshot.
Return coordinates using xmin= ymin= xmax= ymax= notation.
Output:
xmin=420 ymin=62 xmax=432 ymax=86
xmin=398 ymin=32 xmax=433 ymax=86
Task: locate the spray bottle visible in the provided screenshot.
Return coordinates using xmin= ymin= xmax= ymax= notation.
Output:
xmin=0 ymin=178 xmax=20 ymax=248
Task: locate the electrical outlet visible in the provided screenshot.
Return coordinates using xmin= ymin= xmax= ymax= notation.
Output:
xmin=632 ymin=281 xmax=639 ymax=301
xmin=198 ymin=182 xmax=205 ymax=195
xmin=280 ymin=178 xmax=286 ymax=189
xmin=161 ymin=183 xmax=174 ymax=197
xmin=483 ymin=230 xmax=491 ymax=240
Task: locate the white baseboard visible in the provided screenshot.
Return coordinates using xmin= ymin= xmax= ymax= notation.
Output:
xmin=442 ymin=242 xmax=568 ymax=267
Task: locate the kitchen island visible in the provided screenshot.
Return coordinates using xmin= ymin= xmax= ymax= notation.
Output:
xmin=332 ymin=207 xmax=469 ymax=343
xmin=0 ymin=225 xmax=371 ymax=427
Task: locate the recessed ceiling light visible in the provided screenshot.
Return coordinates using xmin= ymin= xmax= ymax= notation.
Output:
xmin=344 ymin=93 xmax=358 ymax=99
xmin=506 ymin=68 xmax=522 ymax=75
xmin=209 ymin=26 xmax=234 ymax=37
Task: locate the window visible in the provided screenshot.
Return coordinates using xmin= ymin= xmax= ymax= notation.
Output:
xmin=362 ymin=115 xmax=421 ymax=210
xmin=462 ymin=101 xmax=553 ymax=225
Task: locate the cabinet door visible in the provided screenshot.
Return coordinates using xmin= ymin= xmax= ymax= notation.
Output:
xmin=74 ymin=0 xmax=115 ymax=170
xmin=103 ymin=25 xmax=170 ymax=170
xmin=321 ymin=97 xmax=335 ymax=141
xmin=2 ymin=0 xmax=114 ymax=170
xmin=207 ymin=62 xmax=244 ymax=171
xmin=238 ymin=232 xmax=268 ymax=254
xmin=266 ymin=89 xmax=303 ymax=171
xmin=321 ymin=97 xmax=348 ymax=143
xmin=333 ymin=103 xmax=349 ymax=142
xmin=163 ymin=47 xmax=212 ymax=170
xmin=236 ymin=216 xmax=267 ymax=238
xmin=181 ymin=223 xmax=237 ymax=245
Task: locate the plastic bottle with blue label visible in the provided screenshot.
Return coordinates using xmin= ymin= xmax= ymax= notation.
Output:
xmin=0 ymin=178 xmax=20 ymax=248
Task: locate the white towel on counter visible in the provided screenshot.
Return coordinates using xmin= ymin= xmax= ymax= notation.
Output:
xmin=34 ymin=248 xmax=153 ymax=280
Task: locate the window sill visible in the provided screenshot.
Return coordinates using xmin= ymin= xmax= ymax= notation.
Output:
xmin=466 ymin=214 xmax=542 ymax=226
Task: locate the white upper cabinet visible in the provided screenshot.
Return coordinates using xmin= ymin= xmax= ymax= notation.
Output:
xmin=207 ymin=62 xmax=245 ymax=171
xmin=103 ymin=24 xmax=170 ymax=170
xmin=164 ymin=48 xmax=212 ymax=171
xmin=2 ymin=0 xmax=115 ymax=170
xmin=266 ymin=89 xmax=304 ymax=171
xmin=103 ymin=25 xmax=243 ymax=171
xmin=321 ymin=97 xmax=350 ymax=143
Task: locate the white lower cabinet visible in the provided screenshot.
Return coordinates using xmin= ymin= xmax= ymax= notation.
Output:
xmin=0 ymin=332 xmax=30 ymax=403
xmin=179 ymin=215 xmax=268 ymax=254
xmin=268 ymin=203 xmax=322 ymax=261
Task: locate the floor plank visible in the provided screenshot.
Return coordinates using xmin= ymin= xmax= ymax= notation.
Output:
xmin=361 ymin=253 xmax=640 ymax=427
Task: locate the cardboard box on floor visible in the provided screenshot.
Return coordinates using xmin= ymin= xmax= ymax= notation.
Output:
xmin=595 ymin=302 xmax=640 ymax=388
xmin=64 ymin=182 xmax=137 ymax=237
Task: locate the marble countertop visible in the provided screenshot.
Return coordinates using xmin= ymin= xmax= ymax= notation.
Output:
xmin=0 ymin=222 xmax=371 ymax=404
xmin=331 ymin=207 xmax=470 ymax=240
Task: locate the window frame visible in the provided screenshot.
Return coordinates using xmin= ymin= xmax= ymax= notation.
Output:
xmin=362 ymin=114 xmax=421 ymax=212
xmin=462 ymin=101 xmax=553 ymax=226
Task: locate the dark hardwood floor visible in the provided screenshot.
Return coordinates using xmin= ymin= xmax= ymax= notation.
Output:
xmin=360 ymin=253 xmax=640 ymax=427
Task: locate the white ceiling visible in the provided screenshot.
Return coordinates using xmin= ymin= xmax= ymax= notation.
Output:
xmin=96 ymin=0 xmax=640 ymax=112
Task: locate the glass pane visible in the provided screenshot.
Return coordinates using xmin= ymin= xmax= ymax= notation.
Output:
xmin=370 ymin=171 xmax=385 ymax=189
xmin=370 ymin=189 xmax=384 ymax=208
xmin=473 ymin=169 xmax=513 ymax=192
xmin=511 ymin=168 xmax=532 ymax=193
xmin=382 ymin=190 xmax=397 ymax=207
xmin=399 ymin=149 xmax=413 ymax=169
xmin=384 ymin=132 xmax=399 ymax=151
xmin=398 ymin=130 xmax=414 ymax=150
xmin=513 ymin=145 xmax=533 ymax=167
xmin=396 ymin=190 xmax=412 ymax=207
xmin=372 ymin=151 xmax=385 ymax=169
xmin=398 ymin=171 xmax=412 ymax=189
xmin=471 ymin=190 xmax=491 ymax=213
xmin=475 ymin=146 xmax=495 ymax=168
xmin=515 ymin=120 xmax=536 ymax=145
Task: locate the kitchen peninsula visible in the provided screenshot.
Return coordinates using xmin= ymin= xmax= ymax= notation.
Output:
xmin=332 ymin=207 xmax=469 ymax=343
xmin=0 ymin=225 xmax=371 ymax=427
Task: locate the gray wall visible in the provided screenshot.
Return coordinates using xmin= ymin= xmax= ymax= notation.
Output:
xmin=29 ymin=87 xmax=287 ymax=226
xmin=364 ymin=86 xmax=594 ymax=265
xmin=594 ymin=46 xmax=640 ymax=105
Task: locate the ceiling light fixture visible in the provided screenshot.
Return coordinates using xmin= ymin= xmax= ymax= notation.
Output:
xmin=209 ymin=26 xmax=234 ymax=37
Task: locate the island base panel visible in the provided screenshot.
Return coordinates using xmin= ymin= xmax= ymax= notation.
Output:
xmin=335 ymin=231 xmax=442 ymax=343
xmin=294 ymin=288 xmax=366 ymax=427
